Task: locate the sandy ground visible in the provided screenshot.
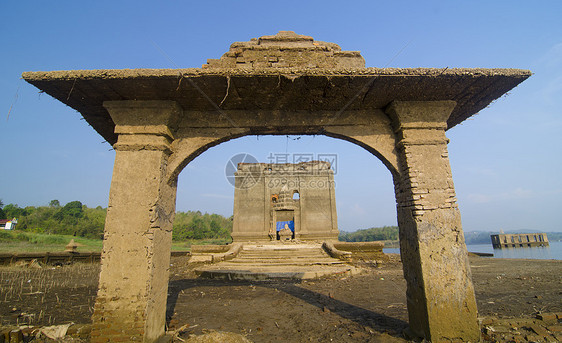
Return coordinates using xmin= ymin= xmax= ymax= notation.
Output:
xmin=0 ymin=254 xmax=560 ymax=342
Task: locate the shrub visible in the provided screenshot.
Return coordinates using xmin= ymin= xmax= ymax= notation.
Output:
xmin=15 ymin=231 xmax=30 ymax=242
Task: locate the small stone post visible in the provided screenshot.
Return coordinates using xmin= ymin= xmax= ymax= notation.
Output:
xmin=91 ymin=101 xmax=180 ymax=343
xmin=65 ymin=239 xmax=78 ymax=252
xmin=387 ymin=101 xmax=480 ymax=342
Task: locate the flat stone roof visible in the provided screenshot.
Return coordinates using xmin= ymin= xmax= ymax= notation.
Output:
xmin=22 ymin=32 xmax=530 ymax=145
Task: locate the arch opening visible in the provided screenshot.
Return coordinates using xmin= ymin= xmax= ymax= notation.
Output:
xmin=168 ymin=133 xmax=401 ymax=335
xmin=168 ymin=131 xmax=399 ymax=186
xmin=174 ymin=134 xmax=398 ymax=238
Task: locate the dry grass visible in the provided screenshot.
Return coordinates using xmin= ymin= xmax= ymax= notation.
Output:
xmin=0 ymin=263 xmax=99 ymax=326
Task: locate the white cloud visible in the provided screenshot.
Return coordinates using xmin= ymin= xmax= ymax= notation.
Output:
xmin=537 ymin=42 xmax=562 ymax=68
xmin=466 ymin=167 xmax=497 ymax=177
xmin=532 ymin=42 xmax=562 ymax=105
xmin=350 ymin=203 xmax=366 ymax=215
xmin=467 ymin=193 xmax=493 ymax=204
xmin=509 ymin=187 xmax=533 ymax=199
xmin=467 ymin=187 xmax=534 ymax=204
xmin=539 ymin=74 xmax=562 ymax=105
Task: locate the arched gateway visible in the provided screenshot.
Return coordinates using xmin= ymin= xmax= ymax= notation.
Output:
xmin=23 ymin=31 xmax=530 ymax=342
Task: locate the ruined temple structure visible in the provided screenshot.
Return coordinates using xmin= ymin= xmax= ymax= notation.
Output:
xmin=491 ymin=233 xmax=549 ymax=249
xmin=23 ymin=31 xmax=530 ymax=342
xmin=232 ymin=161 xmax=338 ymax=242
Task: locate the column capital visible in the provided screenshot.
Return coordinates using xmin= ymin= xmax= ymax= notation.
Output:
xmin=104 ymin=100 xmax=182 ymax=127
xmin=385 ymin=100 xmax=456 ymax=131
xmin=103 ymin=100 xmax=182 ymax=152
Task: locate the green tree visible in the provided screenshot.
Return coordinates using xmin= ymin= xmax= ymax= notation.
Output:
xmin=3 ymin=204 xmax=27 ymax=219
xmin=339 ymin=226 xmax=399 ymax=242
xmin=49 ymin=199 xmax=61 ymax=208
xmin=2 ymin=200 xmax=232 ymax=241
xmin=0 ymin=199 xmax=5 ymax=220
xmin=172 ymin=210 xmax=232 ymax=241
xmin=54 ymin=201 xmax=84 ymax=221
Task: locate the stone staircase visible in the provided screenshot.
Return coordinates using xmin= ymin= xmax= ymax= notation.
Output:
xmin=194 ymin=243 xmax=357 ymax=280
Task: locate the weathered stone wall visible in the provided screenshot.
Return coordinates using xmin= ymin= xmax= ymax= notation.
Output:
xmin=232 ymin=163 xmax=267 ymax=241
xmin=332 ymin=241 xmax=386 ymax=262
xmin=491 ymin=233 xmax=549 ymax=248
xmin=204 ymin=31 xmax=364 ymax=70
xmin=232 ymin=161 xmax=338 ymax=242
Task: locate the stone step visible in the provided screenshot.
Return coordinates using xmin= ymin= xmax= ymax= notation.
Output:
xmin=193 ymin=243 xmax=351 ymax=280
xmin=223 ymin=260 xmax=345 ymax=266
xmin=234 ymin=255 xmax=338 ymax=260
xmin=238 ymin=247 xmax=324 ymax=252
xmin=220 ymin=263 xmax=345 ymax=268
xmin=234 ymin=256 xmax=336 ymax=261
xmin=238 ymin=251 xmax=327 ymax=256
xmin=239 ymin=254 xmax=328 ymax=258
xmin=195 ymin=264 xmax=358 ymax=280
xmin=241 ymin=247 xmax=325 ymax=251
xmin=241 ymin=248 xmax=325 ymax=252
xmin=241 ymin=246 xmax=326 ymax=251
xmin=235 ymin=256 xmax=332 ymax=261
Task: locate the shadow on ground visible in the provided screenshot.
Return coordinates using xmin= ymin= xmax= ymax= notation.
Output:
xmin=166 ymin=276 xmax=408 ymax=342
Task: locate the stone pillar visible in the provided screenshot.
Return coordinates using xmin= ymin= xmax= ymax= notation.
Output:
xmin=386 ymin=101 xmax=480 ymax=342
xmin=91 ymin=101 xmax=181 ymax=343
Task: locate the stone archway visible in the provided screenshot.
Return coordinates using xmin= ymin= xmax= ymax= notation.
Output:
xmin=23 ymin=31 xmax=530 ymax=342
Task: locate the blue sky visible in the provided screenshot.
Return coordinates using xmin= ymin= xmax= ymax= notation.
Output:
xmin=1 ymin=1 xmax=561 ymax=232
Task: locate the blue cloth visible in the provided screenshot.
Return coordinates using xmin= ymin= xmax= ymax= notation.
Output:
xmin=276 ymin=220 xmax=295 ymax=232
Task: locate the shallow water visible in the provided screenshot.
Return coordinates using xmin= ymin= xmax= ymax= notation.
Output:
xmin=383 ymin=240 xmax=562 ymax=260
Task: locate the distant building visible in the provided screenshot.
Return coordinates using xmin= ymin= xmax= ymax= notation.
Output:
xmin=0 ymin=218 xmax=17 ymax=230
xmin=491 ymin=233 xmax=549 ymax=249
xmin=232 ymin=161 xmax=338 ymax=242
